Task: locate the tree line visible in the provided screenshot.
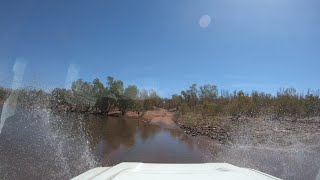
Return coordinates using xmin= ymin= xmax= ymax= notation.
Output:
xmin=51 ymin=76 xmax=161 ymax=115
xmin=1 ymin=79 xmax=320 ymax=119
xmin=164 ymin=84 xmax=320 ymax=119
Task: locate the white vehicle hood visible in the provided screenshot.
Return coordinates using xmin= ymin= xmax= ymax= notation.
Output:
xmin=72 ymin=162 xmax=281 ymax=180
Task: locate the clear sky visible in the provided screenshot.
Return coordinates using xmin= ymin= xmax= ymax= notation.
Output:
xmin=0 ymin=0 xmax=319 ymax=97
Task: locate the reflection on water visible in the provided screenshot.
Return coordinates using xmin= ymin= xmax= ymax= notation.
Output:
xmin=0 ymin=107 xmax=203 ymax=179
xmin=83 ymin=115 xmax=202 ymax=166
xmin=95 ymin=119 xmax=201 ymax=166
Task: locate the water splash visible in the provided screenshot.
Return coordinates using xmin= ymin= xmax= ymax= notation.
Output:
xmin=0 ymin=100 xmax=97 ymax=179
xmin=0 ymin=60 xmax=26 ymax=134
xmin=32 ymin=107 xmax=98 ymax=179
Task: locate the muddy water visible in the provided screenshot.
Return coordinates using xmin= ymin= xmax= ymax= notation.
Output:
xmin=0 ymin=107 xmax=204 ymax=179
xmin=0 ymin=107 xmax=319 ymax=180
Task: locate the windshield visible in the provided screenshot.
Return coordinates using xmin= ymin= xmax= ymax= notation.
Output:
xmin=0 ymin=1 xmax=319 ymax=180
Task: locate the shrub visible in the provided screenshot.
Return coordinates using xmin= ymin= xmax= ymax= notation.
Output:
xmin=179 ymin=102 xmax=189 ymax=115
xmin=0 ymin=87 xmax=8 ymax=101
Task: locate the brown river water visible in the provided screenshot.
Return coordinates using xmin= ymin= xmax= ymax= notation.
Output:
xmin=0 ymin=107 xmax=319 ymax=180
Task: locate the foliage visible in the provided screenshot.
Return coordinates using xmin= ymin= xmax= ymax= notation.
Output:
xmin=50 ymin=76 xmax=163 ymax=114
xmin=179 ymin=102 xmax=189 ymax=115
xmin=181 ymin=84 xmax=199 ymax=106
xmin=107 ymin=76 xmax=124 ymax=96
xmin=4 ymin=76 xmax=319 ymax=119
xmin=0 ymin=87 xmax=9 ymax=101
xmin=117 ymin=95 xmax=135 ymax=115
xmin=51 ymin=88 xmax=69 ymax=105
xmin=199 ymin=84 xmax=218 ymax=103
xmin=304 ymin=93 xmax=320 ymax=117
xmin=274 ymin=88 xmax=304 ymax=117
xmin=95 ymin=95 xmax=117 ymax=114
xmin=70 ymin=79 xmax=97 ymax=106
xmin=137 ymin=89 xmax=161 ymax=110
xmin=201 ymin=102 xmax=218 ymax=117
xmin=165 ymin=94 xmax=183 ymax=108
xmin=175 ymin=84 xmax=320 ymax=119
xmin=124 ymin=85 xmax=138 ymax=100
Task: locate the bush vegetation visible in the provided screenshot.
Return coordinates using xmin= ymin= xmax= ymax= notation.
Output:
xmin=50 ymin=76 xmax=161 ymax=115
xmin=167 ymin=84 xmax=320 ymax=120
xmin=1 ymin=79 xmax=319 ymax=119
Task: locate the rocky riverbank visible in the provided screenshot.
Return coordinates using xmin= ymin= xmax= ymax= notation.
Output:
xmin=175 ymin=114 xmax=320 ymax=180
xmin=175 ymin=113 xmax=320 ymax=149
xmin=177 ymin=123 xmax=231 ymax=143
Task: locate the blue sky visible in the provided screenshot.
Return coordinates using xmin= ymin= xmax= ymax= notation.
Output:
xmin=0 ymin=0 xmax=319 ymax=97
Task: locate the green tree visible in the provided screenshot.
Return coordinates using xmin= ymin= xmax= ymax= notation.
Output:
xmin=0 ymin=87 xmax=8 ymax=101
xmin=70 ymin=79 xmax=96 ymax=106
xmin=124 ymin=85 xmax=138 ymax=100
xmin=181 ymin=84 xmax=198 ymax=106
xmin=170 ymin=94 xmax=182 ymax=108
xmin=71 ymin=79 xmax=84 ymax=92
xmin=188 ymin=84 xmax=198 ymax=105
xmin=302 ymin=90 xmax=320 ymax=117
xmin=107 ymin=76 xmax=124 ymax=96
xmin=92 ymin=78 xmax=106 ymax=97
xmin=95 ymin=95 xmax=117 ymax=114
xmin=51 ymin=88 xmax=69 ymax=105
xmin=199 ymin=84 xmax=218 ymax=102
xmin=138 ymin=89 xmax=149 ymax=100
xmin=274 ymin=88 xmax=304 ymax=117
xmin=118 ymin=95 xmax=135 ymax=115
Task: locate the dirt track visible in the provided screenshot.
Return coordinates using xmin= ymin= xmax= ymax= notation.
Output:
xmin=126 ymin=108 xmax=177 ymax=129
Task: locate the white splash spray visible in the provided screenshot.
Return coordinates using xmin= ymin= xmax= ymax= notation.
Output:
xmin=0 ymin=59 xmax=27 ymax=134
